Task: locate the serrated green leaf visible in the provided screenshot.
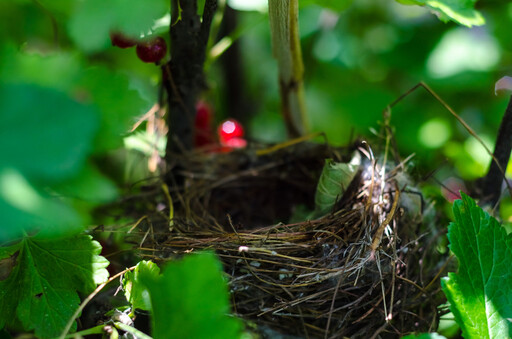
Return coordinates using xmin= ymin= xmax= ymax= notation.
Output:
xmin=314 ymin=157 xmax=359 ymax=216
xmin=441 ymin=193 xmax=512 ymax=338
xmin=0 ymin=234 xmax=109 ymax=338
xmin=140 ymin=252 xmax=242 ymax=339
xmin=123 ymin=260 xmax=160 ymax=311
xmin=398 ymin=0 xmax=484 ymax=27
xmin=69 ymin=0 xmax=168 ymax=52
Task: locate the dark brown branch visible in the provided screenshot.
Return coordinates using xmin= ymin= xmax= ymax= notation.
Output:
xmin=478 ymin=95 xmax=512 ymax=207
xmin=218 ymin=6 xmax=253 ymax=124
xmin=164 ymin=0 xmax=217 ymax=159
xmin=199 ymin=0 xmax=218 ymax=50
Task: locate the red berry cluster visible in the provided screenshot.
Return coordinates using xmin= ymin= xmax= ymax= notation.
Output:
xmin=110 ymin=32 xmax=167 ymax=64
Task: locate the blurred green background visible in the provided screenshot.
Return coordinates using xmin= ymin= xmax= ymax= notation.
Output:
xmin=233 ymin=0 xmax=511 ymax=180
xmin=1 ymin=0 xmax=512 ymax=242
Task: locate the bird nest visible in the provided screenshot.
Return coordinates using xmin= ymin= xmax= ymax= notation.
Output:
xmin=132 ymin=137 xmax=449 ymax=338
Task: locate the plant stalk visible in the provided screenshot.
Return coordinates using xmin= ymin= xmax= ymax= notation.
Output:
xmin=164 ymin=0 xmax=217 ymax=159
xmin=268 ymin=0 xmax=308 ymax=138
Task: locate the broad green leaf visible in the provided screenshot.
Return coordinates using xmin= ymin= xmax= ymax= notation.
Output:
xmin=69 ymin=0 xmax=168 ymax=52
xmin=0 ymin=234 xmax=109 ymax=338
xmin=0 ymin=46 xmax=82 ymax=93
xmin=80 ymin=67 xmax=150 ymax=153
xmin=123 ymin=260 xmax=160 ymax=311
xmin=1 ymin=49 xmax=150 ymax=154
xmin=0 ymin=169 xmax=83 ymax=243
xmin=441 ymin=193 xmax=512 ymax=338
xmin=396 ymin=0 xmax=484 ymax=27
xmin=314 ymin=157 xmax=360 ymax=216
xmin=52 ymin=165 xmax=119 ymax=204
xmin=140 ymin=252 xmax=242 ymax=339
xmin=0 ymin=84 xmax=99 ymax=183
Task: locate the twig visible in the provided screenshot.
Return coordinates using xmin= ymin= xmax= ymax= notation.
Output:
xmin=370 ymin=182 xmax=400 ymax=258
xmin=58 ymin=266 xmax=137 ymax=339
xmin=479 ymin=95 xmax=512 ymax=207
xmin=387 ymin=82 xmax=512 ymax=201
xmin=386 ymin=220 xmax=397 ymax=322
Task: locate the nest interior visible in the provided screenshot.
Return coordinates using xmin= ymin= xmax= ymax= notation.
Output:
xmin=135 ymin=140 xmax=449 ymax=338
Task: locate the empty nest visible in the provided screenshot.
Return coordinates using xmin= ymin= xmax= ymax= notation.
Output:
xmin=134 ymin=138 xmax=449 ymax=338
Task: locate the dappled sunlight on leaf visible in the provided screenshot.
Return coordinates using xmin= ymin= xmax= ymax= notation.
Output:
xmin=0 ymin=234 xmax=109 ymax=338
xmin=140 ymin=252 xmax=242 ymax=339
xmin=442 ymin=194 xmax=512 ymax=338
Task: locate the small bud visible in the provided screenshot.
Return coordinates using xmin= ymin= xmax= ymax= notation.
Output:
xmin=495 ymin=76 xmax=512 ymax=95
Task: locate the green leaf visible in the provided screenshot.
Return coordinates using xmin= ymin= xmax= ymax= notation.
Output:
xmin=441 ymin=193 xmax=512 ymax=338
xmin=0 ymin=83 xmax=101 ymax=241
xmin=69 ymin=0 xmax=168 ymax=52
xmin=314 ymin=157 xmax=360 ymax=216
xmin=0 ymin=49 xmax=150 ymax=154
xmin=0 ymin=84 xmax=99 ymax=183
xmin=0 ymin=46 xmax=82 ymax=93
xmin=396 ymin=0 xmax=484 ymax=27
xmin=0 ymin=169 xmax=84 ymax=242
xmin=140 ymin=252 xmax=242 ymax=339
xmin=52 ymin=165 xmax=119 ymax=204
xmin=402 ymin=333 xmax=447 ymax=339
xmin=80 ymin=67 xmax=150 ymax=153
xmin=299 ymin=0 xmax=354 ymax=12
xmin=0 ymin=234 xmax=109 ymax=338
xmin=123 ymin=260 xmax=160 ymax=311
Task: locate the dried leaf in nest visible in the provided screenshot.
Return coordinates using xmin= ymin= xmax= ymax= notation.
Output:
xmin=138 ymin=140 xmax=449 ymax=338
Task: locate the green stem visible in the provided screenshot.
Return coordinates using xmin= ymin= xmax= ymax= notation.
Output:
xmin=268 ymin=0 xmax=308 ymax=138
xmin=114 ymin=322 xmax=153 ymax=339
xmin=62 ymin=324 xmax=105 ymax=338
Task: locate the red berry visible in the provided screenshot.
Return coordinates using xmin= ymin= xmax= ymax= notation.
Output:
xmin=218 ymin=118 xmax=245 ymax=147
xmin=194 ymin=101 xmax=215 ymax=147
xmin=136 ymin=37 xmax=167 ymax=63
xmin=223 ymin=137 xmax=247 ymax=148
xmin=110 ymin=32 xmax=137 ymax=48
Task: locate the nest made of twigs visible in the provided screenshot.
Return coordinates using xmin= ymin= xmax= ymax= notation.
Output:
xmin=130 ymin=138 xmax=449 ymax=338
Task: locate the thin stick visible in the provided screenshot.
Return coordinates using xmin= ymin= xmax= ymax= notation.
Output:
xmin=388 ymin=82 xmax=512 ymax=199
xmin=128 ymin=215 xmax=148 ymax=233
xmin=324 ymin=223 xmax=366 ymax=338
xmin=370 ymin=182 xmax=400 ymax=258
xmin=386 ymin=220 xmax=397 ymax=322
xmin=58 ymin=266 xmax=137 ymax=339
xmin=374 ymin=251 xmax=389 ymax=321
